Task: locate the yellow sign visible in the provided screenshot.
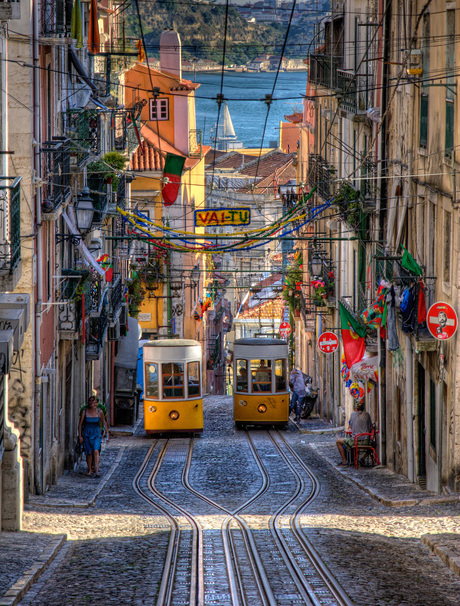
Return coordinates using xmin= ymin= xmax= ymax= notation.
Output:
xmin=194 ymin=208 xmax=251 ymax=227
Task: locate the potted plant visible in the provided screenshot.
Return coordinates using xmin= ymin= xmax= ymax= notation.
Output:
xmin=87 ymin=151 xmax=127 ymax=192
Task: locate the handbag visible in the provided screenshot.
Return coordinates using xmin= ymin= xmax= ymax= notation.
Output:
xmin=74 ymin=438 xmax=83 ymax=456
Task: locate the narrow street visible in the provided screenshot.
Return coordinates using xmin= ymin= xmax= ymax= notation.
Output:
xmin=3 ymin=396 xmax=458 ymax=606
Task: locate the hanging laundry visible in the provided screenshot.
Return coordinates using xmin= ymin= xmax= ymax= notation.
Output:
xmin=361 ymin=284 xmax=389 ymax=330
xmin=386 ymin=286 xmax=400 ymax=350
xmin=400 ymin=284 xmax=417 ymax=333
xmin=417 ymin=281 xmax=427 ymax=325
xmin=401 ymin=246 xmax=422 ymax=276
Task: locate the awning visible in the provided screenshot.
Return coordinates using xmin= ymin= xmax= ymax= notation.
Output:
xmin=350 ymin=356 xmax=379 ymax=383
xmin=62 ymin=209 xmax=105 ymax=277
xmin=69 ymin=48 xmax=97 ymax=92
xmin=115 ymin=317 xmax=139 ymax=369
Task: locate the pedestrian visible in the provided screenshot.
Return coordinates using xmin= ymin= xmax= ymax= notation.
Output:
xmin=78 ymin=395 xmax=109 ymax=477
xmin=289 ymin=367 xmax=306 ymax=423
xmin=336 ymin=402 xmax=372 ymax=466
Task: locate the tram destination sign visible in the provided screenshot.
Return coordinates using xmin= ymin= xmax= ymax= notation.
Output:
xmin=318 ymin=331 xmax=339 ymax=354
xmin=194 ymin=208 xmax=251 ymax=227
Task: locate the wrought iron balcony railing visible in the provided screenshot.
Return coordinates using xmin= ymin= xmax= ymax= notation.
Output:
xmin=86 ymin=293 xmax=109 ymax=360
xmin=309 ymin=53 xmax=342 ymax=90
xmin=116 ymin=174 xmax=127 ymax=210
xmin=0 ymin=0 xmax=21 ymax=21
xmin=189 ymin=129 xmax=203 ymax=158
xmin=40 ymin=0 xmax=71 ymax=37
xmin=308 ymin=155 xmax=336 ymax=201
xmin=57 ymin=270 xmax=88 ymax=337
xmin=42 ymin=138 xmax=71 ymax=214
xmin=337 ymin=70 xmax=369 ymax=114
xmin=62 ymin=109 xmax=101 ymax=167
xmin=0 ymin=177 xmax=21 ymax=275
xmin=87 ymin=172 xmax=108 ymax=225
xmin=109 ymin=274 xmax=123 ymax=324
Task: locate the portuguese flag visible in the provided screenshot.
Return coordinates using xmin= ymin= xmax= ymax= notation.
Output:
xmin=340 ymin=302 xmax=366 ymax=368
xmin=162 ymin=153 xmax=186 ymax=207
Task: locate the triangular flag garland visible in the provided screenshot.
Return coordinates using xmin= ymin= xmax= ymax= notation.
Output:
xmin=162 ymin=153 xmax=186 ymax=207
xmin=339 ymin=302 xmax=366 ymax=369
xmin=97 ymin=254 xmax=113 ymax=282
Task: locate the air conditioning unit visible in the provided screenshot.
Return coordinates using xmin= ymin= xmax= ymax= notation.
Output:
xmin=407 ymin=49 xmax=422 ymax=76
xmin=0 ymin=308 xmax=27 ymax=350
xmin=108 ymin=323 xmax=121 ymax=341
xmin=119 ymin=302 xmax=128 ymax=328
xmin=0 ymin=329 xmax=14 ymax=374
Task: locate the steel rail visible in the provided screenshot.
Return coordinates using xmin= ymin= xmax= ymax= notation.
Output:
xmin=182 ymin=437 xmax=277 ymax=606
xmin=274 ymin=431 xmax=355 ymax=606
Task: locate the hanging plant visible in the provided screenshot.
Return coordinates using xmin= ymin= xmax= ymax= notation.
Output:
xmin=87 ymin=151 xmax=127 ymax=192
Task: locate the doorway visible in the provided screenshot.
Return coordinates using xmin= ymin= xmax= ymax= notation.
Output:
xmin=417 ymin=362 xmax=426 ymax=486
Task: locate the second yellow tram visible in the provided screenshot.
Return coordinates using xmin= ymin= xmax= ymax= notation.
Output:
xmin=143 ymin=339 xmax=203 ymax=433
xmin=233 ymin=338 xmax=289 ymax=427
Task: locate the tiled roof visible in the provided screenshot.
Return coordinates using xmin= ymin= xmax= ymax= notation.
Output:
xmin=206 ymin=150 xmax=257 ymax=170
xmin=284 ymin=112 xmax=302 ymax=123
xmin=238 ymin=149 xmax=291 ymax=178
xmin=238 ymin=153 xmax=297 ymax=194
xmin=239 ymin=297 xmax=285 ymax=320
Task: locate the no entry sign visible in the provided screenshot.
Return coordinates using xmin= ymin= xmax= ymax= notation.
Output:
xmin=279 ymin=321 xmax=291 ymax=338
xmin=427 ymin=302 xmax=458 ymax=340
xmin=318 ymin=331 xmax=339 ymax=354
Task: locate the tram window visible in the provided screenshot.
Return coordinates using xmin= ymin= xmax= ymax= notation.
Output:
xmin=187 ymin=361 xmax=201 ymax=397
xmin=145 ymin=363 xmax=159 ymax=398
xmin=236 ymin=360 xmax=248 ymax=392
xmin=274 ymin=359 xmax=287 ymax=392
xmin=162 ymin=362 xmax=184 ymax=399
xmin=252 ymin=359 xmax=272 ymax=392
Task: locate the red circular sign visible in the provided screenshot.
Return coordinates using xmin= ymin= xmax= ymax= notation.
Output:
xmin=427 ymin=302 xmax=458 ymax=340
xmin=318 ymin=331 xmax=339 ymax=354
xmin=279 ymin=321 xmax=291 ymax=337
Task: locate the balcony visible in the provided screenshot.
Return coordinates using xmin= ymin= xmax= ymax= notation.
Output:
xmin=0 ymin=177 xmax=22 ymax=290
xmin=189 ymin=129 xmax=203 ymax=158
xmin=62 ymin=109 xmax=101 ymax=167
xmin=42 ymin=138 xmax=71 ymax=216
xmin=86 ymin=292 xmax=109 ymax=360
xmin=309 ymin=54 xmax=341 ymax=90
xmin=40 ymin=0 xmax=70 ymax=37
xmin=87 ymin=172 xmax=109 ymax=225
xmin=308 ymin=155 xmax=336 ymax=201
xmin=57 ymin=270 xmax=89 ymax=338
xmin=109 ymin=274 xmax=123 ymax=325
xmin=0 ymin=0 xmax=20 ymax=20
xmin=337 ymin=70 xmax=368 ymax=115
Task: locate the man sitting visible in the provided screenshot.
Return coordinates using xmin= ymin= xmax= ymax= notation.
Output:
xmin=336 ymin=402 xmax=372 ymax=466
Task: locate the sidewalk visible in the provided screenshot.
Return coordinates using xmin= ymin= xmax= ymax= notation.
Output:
xmin=294 ymin=415 xmax=460 ymax=579
xmin=0 ymin=431 xmax=130 ymax=606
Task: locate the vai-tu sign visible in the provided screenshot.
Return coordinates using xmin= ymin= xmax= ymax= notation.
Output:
xmin=194 ymin=208 xmax=251 ymax=227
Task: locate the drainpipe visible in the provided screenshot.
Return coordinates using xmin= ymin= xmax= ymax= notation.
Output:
xmin=33 ymin=1 xmax=44 ymax=494
xmin=405 ymin=335 xmax=415 ymax=482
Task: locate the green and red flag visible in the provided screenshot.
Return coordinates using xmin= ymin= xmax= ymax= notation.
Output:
xmin=162 ymin=153 xmax=186 ymax=206
xmin=97 ymin=254 xmax=113 ymax=282
xmin=339 ymin=302 xmax=366 ymax=368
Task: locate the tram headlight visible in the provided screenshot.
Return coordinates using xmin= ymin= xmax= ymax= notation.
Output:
xmin=257 ymin=404 xmax=267 ymax=413
xmin=239 ymin=400 xmax=247 ymax=407
xmin=148 ymin=405 xmax=157 ymax=413
xmin=169 ymin=410 xmax=180 ymax=420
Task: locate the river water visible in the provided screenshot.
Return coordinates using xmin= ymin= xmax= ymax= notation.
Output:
xmin=192 ymin=71 xmax=307 ymax=149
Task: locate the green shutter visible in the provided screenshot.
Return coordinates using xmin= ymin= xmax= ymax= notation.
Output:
xmin=420 ymin=94 xmax=428 ymax=148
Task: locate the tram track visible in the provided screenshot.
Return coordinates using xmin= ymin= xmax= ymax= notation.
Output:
xmin=133 ymin=431 xmax=353 ymax=606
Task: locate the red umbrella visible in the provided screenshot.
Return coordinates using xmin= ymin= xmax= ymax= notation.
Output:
xmin=87 ymin=0 xmax=100 ymax=54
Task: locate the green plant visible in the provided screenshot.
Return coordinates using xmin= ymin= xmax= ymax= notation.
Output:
xmin=87 ymin=151 xmax=127 ymax=192
xmin=127 ymin=268 xmax=145 ymax=318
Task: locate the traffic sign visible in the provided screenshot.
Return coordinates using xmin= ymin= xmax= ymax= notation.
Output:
xmin=279 ymin=321 xmax=291 ymax=338
xmin=318 ymin=331 xmax=339 ymax=354
xmin=427 ymin=302 xmax=458 ymax=340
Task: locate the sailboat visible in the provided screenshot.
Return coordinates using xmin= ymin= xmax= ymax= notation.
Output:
xmin=215 ymin=102 xmax=243 ymax=151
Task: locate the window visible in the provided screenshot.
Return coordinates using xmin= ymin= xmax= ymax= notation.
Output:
xmin=445 ymin=10 xmax=455 ymax=158
xmin=429 ymin=379 xmax=436 ymax=450
xmin=236 ymin=359 xmax=248 ymax=393
xmin=443 ymin=210 xmax=451 ymax=283
xmin=445 ymin=100 xmax=454 ymax=158
xmin=274 ymin=359 xmax=287 ymax=392
xmin=149 ymin=98 xmax=169 ymax=121
xmin=145 ymin=363 xmax=158 ymax=398
xmin=162 ymin=362 xmax=184 ymax=399
xmin=420 ymin=13 xmax=430 ymax=149
xmin=420 ymin=94 xmax=428 ymax=148
xmin=187 ymin=361 xmax=200 ymax=397
xmin=251 ymin=359 xmax=272 ymax=392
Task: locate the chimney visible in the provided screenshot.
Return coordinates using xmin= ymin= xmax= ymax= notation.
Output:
xmin=160 ymin=30 xmax=182 ymax=79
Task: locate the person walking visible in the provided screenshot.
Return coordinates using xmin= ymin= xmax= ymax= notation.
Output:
xmin=289 ymin=367 xmax=306 ymax=423
xmin=78 ymin=396 xmax=109 ymax=477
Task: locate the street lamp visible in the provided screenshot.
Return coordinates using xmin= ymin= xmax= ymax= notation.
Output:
xmin=190 ymin=265 xmax=200 ymax=286
xmin=75 ymin=187 xmax=95 ymax=234
xmin=310 ymin=252 xmax=323 ymax=277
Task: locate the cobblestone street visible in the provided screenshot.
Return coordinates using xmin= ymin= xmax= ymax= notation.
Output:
xmin=1 ymin=395 xmax=459 ymax=606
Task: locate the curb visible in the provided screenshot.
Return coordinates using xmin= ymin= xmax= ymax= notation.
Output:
xmin=308 ymin=443 xmax=460 ymax=507
xmin=299 ymin=426 xmax=345 ymax=435
xmin=422 ymin=534 xmax=460 ymax=578
xmin=28 ymin=445 xmax=126 ymax=509
xmin=0 ymin=535 xmax=66 ymax=606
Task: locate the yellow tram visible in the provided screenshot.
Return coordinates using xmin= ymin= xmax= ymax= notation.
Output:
xmin=233 ymin=337 xmax=289 ymax=427
xmin=143 ymin=339 xmax=203 ymax=433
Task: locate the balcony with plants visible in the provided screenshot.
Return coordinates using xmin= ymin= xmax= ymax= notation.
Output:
xmin=62 ymin=109 xmax=101 ymax=168
xmin=86 ymin=292 xmax=109 ymax=360
xmin=282 ymin=255 xmax=303 ymax=317
xmin=87 ymin=151 xmax=127 ymax=223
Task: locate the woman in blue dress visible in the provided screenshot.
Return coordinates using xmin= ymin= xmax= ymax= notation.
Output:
xmin=78 ymin=396 xmax=109 ymax=477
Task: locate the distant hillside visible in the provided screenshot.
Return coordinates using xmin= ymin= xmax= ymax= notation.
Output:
xmin=127 ymin=1 xmax=315 ymax=65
